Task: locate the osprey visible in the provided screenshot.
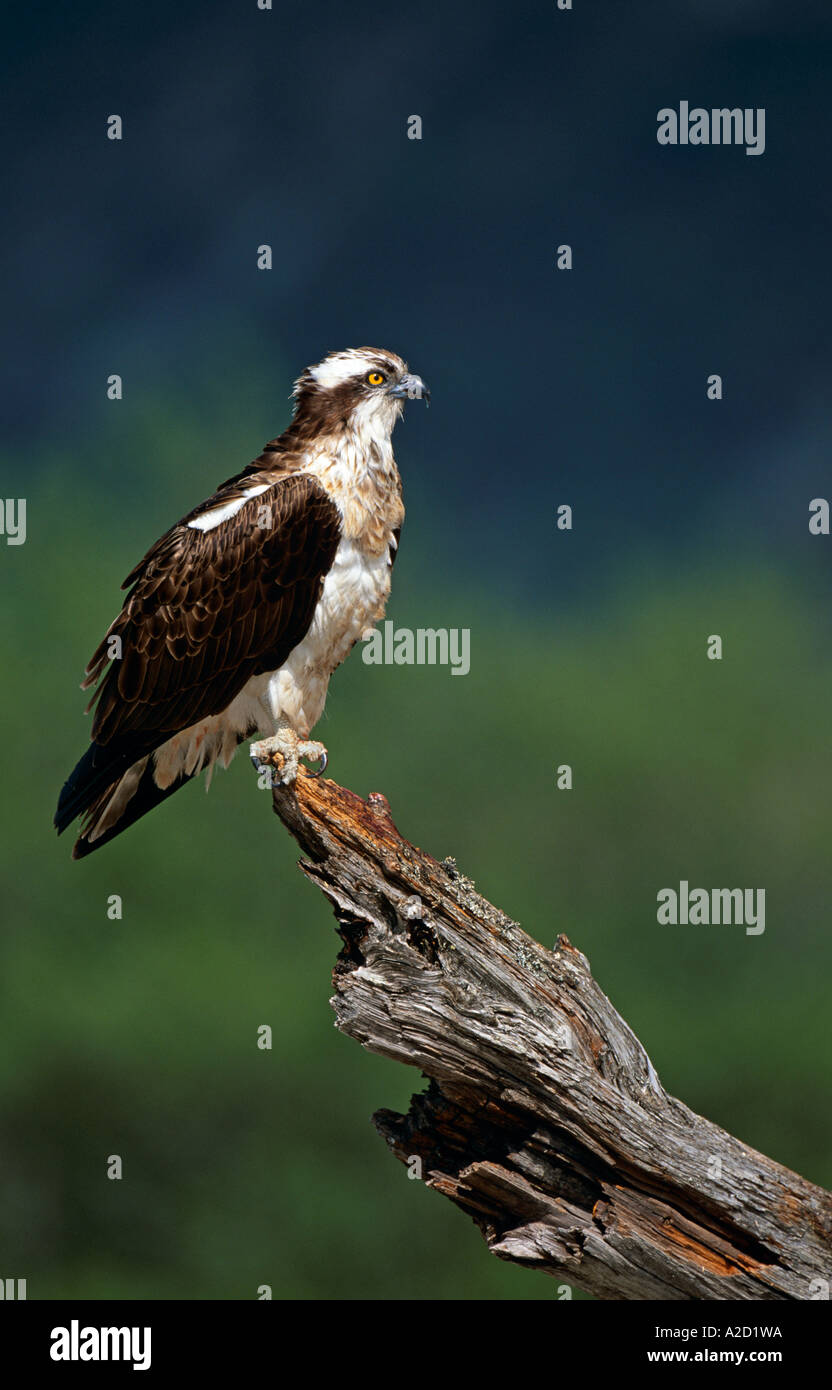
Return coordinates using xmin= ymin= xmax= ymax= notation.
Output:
xmin=55 ymin=347 xmax=429 ymax=858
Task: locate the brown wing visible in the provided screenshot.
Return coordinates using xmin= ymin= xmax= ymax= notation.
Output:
xmin=82 ymin=471 xmax=341 ymax=747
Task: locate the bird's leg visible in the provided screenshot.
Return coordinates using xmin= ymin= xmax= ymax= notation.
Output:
xmin=249 ymin=721 xmax=327 ymax=785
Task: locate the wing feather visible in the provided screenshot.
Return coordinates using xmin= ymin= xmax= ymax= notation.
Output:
xmin=86 ymin=471 xmax=341 ymax=748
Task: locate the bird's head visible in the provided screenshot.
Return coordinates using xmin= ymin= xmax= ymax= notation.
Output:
xmin=291 ymin=347 xmax=429 ymax=442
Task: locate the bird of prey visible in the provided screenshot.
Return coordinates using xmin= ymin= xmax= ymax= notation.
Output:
xmin=55 ymin=347 xmax=429 ymax=858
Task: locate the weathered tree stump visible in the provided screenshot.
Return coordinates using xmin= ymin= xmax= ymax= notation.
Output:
xmin=271 ymin=769 xmax=831 ymax=1301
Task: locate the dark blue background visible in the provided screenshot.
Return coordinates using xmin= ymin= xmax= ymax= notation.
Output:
xmin=5 ymin=0 xmax=832 ymax=605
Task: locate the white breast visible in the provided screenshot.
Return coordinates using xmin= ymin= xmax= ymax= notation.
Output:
xmin=264 ymin=535 xmax=392 ymax=735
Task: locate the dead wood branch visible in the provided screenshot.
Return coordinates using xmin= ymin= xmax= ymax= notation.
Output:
xmin=271 ymin=770 xmax=831 ymax=1301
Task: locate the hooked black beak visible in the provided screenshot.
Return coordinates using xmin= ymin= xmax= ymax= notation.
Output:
xmin=390 ymin=373 xmax=430 ymax=404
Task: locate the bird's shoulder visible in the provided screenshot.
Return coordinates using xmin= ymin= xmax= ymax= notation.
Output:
xmin=119 ymin=456 xmax=339 ymax=591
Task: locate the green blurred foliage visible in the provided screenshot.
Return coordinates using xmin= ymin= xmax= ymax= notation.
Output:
xmin=1 ymin=400 xmax=830 ymax=1300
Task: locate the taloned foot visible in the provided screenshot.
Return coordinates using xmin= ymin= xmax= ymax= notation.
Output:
xmin=250 ymin=729 xmax=298 ymax=786
xmin=249 ymin=730 xmax=328 ymax=786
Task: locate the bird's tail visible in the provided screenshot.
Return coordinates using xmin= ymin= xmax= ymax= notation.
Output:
xmin=55 ymin=741 xmax=194 ymax=859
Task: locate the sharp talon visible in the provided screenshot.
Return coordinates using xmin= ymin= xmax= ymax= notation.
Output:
xmin=297 ymin=741 xmax=327 ymax=777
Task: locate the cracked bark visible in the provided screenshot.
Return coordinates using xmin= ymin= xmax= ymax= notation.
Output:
xmin=271 ymin=769 xmax=832 ymax=1301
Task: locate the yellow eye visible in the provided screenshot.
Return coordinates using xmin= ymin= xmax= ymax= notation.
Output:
xmin=367 ymin=370 xmax=385 ymax=386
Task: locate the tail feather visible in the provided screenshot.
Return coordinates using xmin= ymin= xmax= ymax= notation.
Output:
xmin=54 ymin=736 xmax=154 ymax=835
xmin=57 ymin=727 xmax=249 ymax=859
xmin=71 ymin=758 xmax=195 ymax=859
xmin=55 ymin=733 xmax=197 ymax=858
